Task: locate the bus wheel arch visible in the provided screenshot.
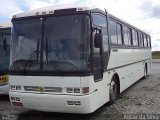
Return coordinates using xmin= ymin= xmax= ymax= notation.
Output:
xmin=109 ymin=73 xmax=120 ymax=103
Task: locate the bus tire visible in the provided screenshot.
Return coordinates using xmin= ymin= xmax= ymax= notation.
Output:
xmin=109 ymin=76 xmax=119 ymax=104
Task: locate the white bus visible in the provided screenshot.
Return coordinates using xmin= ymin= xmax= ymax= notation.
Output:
xmin=0 ymin=23 xmax=11 ymax=94
xmin=9 ymin=5 xmax=151 ymax=113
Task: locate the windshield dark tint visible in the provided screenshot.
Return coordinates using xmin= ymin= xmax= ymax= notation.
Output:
xmin=0 ymin=28 xmax=10 ymax=75
xmin=10 ymin=15 xmax=91 ymax=73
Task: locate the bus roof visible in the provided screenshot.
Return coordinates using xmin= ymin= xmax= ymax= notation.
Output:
xmin=0 ymin=22 xmax=11 ymax=29
xmin=12 ymin=4 xmax=149 ymax=35
xmin=13 ymin=4 xmax=95 ymax=18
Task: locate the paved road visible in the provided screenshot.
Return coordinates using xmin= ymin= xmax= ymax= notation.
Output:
xmin=0 ymin=62 xmax=160 ymax=120
xmin=152 ymin=59 xmax=160 ymax=63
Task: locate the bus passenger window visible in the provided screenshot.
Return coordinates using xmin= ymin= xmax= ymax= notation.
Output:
xmin=110 ymin=20 xmax=117 ymax=44
xmin=140 ymin=34 xmax=144 ymax=47
xmin=132 ymin=30 xmax=138 ymax=46
xmin=144 ymin=35 xmax=148 ymax=47
xmin=147 ymin=36 xmax=151 ymax=47
xmin=117 ymin=24 xmax=122 ymax=45
xmin=123 ymin=26 xmax=131 ymax=46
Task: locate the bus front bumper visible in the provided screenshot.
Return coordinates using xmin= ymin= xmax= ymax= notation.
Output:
xmin=9 ymin=92 xmax=94 ymax=114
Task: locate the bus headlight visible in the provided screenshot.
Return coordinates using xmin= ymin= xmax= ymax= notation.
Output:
xmin=10 ymin=85 xmax=21 ymax=91
xmin=66 ymin=87 xmax=89 ymax=94
xmin=66 ymin=88 xmax=80 ymax=93
xmin=16 ymin=86 xmax=21 ymax=90
xmin=11 ymin=86 xmax=16 ymax=90
xmin=74 ymin=88 xmax=80 ymax=93
xmin=66 ymin=88 xmax=73 ymax=93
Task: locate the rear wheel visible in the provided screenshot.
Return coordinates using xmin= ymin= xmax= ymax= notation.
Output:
xmin=109 ymin=76 xmax=119 ymax=103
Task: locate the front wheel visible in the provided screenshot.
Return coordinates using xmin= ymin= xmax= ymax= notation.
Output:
xmin=109 ymin=76 xmax=119 ymax=103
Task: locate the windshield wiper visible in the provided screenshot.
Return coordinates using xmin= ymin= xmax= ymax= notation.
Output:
xmin=23 ymin=38 xmax=40 ymax=72
xmin=45 ymin=37 xmax=61 ymax=71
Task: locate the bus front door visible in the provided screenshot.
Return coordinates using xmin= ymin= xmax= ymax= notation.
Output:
xmin=93 ymin=29 xmax=103 ymax=82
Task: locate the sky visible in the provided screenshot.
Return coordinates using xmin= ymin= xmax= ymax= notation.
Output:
xmin=0 ymin=0 xmax=160 ymax=51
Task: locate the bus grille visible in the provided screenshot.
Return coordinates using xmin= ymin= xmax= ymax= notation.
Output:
xmin=24 ymin=86 xmax=62 ymax=93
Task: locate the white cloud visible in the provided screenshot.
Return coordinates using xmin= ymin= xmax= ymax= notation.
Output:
xmin=22 ymin=0 xmax=52 ymax=10
xmin=0 ymin=0 xmax=23 ymax=19
xmin=0 ymin=0 xmax=160 ymax=50
xmin=22 ymin=0 xmax=81 ymax=10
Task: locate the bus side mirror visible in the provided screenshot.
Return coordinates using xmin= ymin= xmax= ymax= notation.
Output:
xmin=94 ymin=33 xmax=102 ymax=48
xmin=3 ymin=38 xmax=7 ymax=51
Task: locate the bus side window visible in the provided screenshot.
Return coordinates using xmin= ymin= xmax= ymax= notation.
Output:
xmin=117 ymin=23 xmax=123 ymax=45
xmin=123 ymin=26 xmax=131 ymax=46
xmin=132 ymin=30 xmax=138 ymax=46
xmin=110 ymin=20 xmax=123 ymax=45
xmin=138 ymin=32 xmax=141 ymax=47
xmin=136 ymin=31 xmax=139 ymax=46
xmin=144 ymin=35 xmax=148 ymax=47
xmin=147 ymin=35 xmax=151 ymax=48
xmin=128 ymin=28 xmax=132 ymax=46
xmin=141 ymin=34 xmax=144 ymax=47
xmin=110 ymin=20 xmax=117 ymax=44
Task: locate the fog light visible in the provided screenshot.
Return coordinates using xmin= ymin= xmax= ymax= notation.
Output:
xmin=74 ymin=88 xmax=80 ymax=93
xmin=74 ymin=101 xmax=81 ymax=105
xmin=67 ymin=101 xmax=74 ymax=105
xmin=16 ymin=97 xmax=20 ymax=101
xmin=11 ymin=97 xmax=16 ymax=101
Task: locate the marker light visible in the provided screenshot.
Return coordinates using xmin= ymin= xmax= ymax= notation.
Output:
xmin=82 ymin=87 xmax=89 ymax=94
xmin=49 ymin=10 xmax=54 ymax=14
xmin=13 ymin=15 xmax=16 ymax=18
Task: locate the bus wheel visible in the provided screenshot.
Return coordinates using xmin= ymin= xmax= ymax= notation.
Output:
xmin=109 ymin=76 xmax=119 ymax=103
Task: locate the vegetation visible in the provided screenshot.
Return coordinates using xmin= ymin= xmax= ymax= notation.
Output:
xmin=152 ymin=51 xmax=160 ymax=59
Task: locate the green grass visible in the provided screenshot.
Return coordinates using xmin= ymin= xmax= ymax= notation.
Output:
xmin=152 ymin=51 xmax=160 ymax=59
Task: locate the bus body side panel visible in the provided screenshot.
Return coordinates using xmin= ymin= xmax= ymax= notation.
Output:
xmin=80 ymin=75 xmax=111 ymax=112
xmin=107 ymin=48 xmax=151 ymax=93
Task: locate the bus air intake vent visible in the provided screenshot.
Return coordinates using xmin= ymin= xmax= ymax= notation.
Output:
xmin=24 ymin=86 xmax=62 ymax=93
xmin=44 ymin=87 xmax=62 ymax=92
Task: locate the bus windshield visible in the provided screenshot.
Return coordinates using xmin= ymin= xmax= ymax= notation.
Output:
xmin=0 ymin=28 xmax=10 ymax=75
xmin=10 ymin=14 xmax=91 ymax=73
